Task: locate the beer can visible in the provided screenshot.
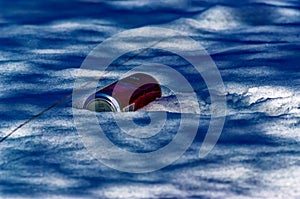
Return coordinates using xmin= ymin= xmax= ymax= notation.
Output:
xmin=84 ymin=73 xmax=162 ymax=112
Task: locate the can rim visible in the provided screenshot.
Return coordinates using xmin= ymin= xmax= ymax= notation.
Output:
xmin=85 ymin=93 xmax=121 ymax=112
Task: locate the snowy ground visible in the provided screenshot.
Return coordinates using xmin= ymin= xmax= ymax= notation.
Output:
xmin=0 ymin=0 xmax=299 ymax=198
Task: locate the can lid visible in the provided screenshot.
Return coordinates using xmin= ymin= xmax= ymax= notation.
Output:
xmin=84 ymin=93 xmax=121 ymax=112
xmin=85 ymin=98 xmax=117 ymax=112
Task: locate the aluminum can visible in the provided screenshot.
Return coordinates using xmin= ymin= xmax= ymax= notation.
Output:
xmin=84 ymin=73 xmax=161 ymax=112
